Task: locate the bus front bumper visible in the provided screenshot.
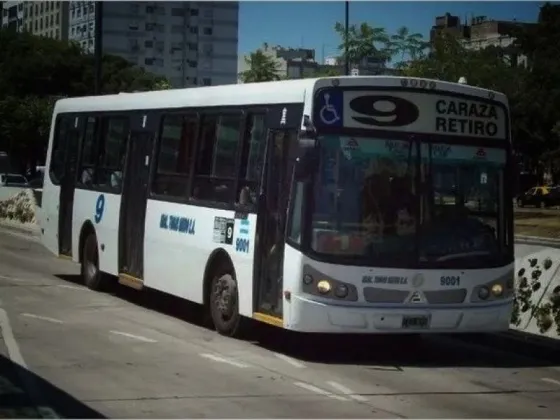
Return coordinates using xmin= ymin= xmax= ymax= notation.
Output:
xmin=286 ymin=295 xmax=513 ymax=334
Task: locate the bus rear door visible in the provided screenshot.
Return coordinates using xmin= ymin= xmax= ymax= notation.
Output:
xmin=118 ymin=113 xmax=158 ymax=288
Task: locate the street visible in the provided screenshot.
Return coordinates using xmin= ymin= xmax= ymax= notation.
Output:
xmin=0 ymin=229 xmax=559 ymax=418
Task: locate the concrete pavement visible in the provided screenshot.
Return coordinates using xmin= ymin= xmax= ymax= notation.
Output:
xmin=0 ymin=229 xmax=559 ymax=418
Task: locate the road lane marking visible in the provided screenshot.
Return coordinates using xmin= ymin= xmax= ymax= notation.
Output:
xmin=57 ymin=285 xmax=87 ymax=291
xmin=0 ymin=308 xmax=27 ymax=369
xmin=273 ymin=353 xmax=306 ymax=368
xmin=199 ymin=353 xmax=250 ymax=368
xmin=542 ymin=377 xmax=560 ymax=387
xmin=293 ymin=381 xmax=349 ymax=401
xmin=21 ymin=313 xmax=64 ymax=324
xmin=109 ymin=330 xmax=157 ymax=343
xmin=0 ymin=304 xmax=60 ymax=418
xmin=327 ymin=380 xmax=368 ymax=402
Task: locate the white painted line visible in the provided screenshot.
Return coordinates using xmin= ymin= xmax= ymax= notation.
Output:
xmin=273 ymin=352 xmax=306 ymax=368
xmin=21 ymin=313 xmax=64 ymax=324
xmin=293 ymin=381 xmax=349 ymax=401
xmin=542 ymin=377 xmax=560 ymax=387
xmin=57 ymin=284 xmax=87 ymax=291
xmin=109 ymin=330 xmax=157 ymax=343
xmin=199 ymin=353 xmax=250 ymax=368
xmin=0 ymin=308 xmax=27 ymax=368
xmin=327 ymin=380 xmax=368 ymax=402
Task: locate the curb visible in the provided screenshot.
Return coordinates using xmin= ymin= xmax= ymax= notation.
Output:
xmin=0 ymin=220 xmax=40 ymax=238
xmin=515 ymin=235 xmax=560 ymax=249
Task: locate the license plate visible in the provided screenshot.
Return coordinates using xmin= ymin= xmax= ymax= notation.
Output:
xmin=402 ymin=315 xmax=429 ymax=329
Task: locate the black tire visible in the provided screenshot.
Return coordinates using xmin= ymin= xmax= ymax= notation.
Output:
xmin=209 ymin=269 xmax=246 ymax=338
xmin=81 ymin=233 xmax=107 ymax=291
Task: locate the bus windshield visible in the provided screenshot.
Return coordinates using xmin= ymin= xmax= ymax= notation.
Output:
xmin=309 ymin=135 xmax=509 ymax=269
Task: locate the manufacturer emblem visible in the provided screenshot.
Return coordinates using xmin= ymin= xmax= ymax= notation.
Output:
xmin=408 ymin=291 xmax=426 ymax=304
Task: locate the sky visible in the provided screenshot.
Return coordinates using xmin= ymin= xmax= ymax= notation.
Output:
xmin=238 ymin=1 xmax=547 ymax=62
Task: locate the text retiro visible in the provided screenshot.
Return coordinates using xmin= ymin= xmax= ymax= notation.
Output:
xmin=435 ymin=100 xmax=500 ymax=137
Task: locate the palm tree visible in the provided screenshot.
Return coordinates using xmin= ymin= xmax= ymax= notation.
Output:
xmin=389 ymin=26 xmax=429 ymax=64
xmin=334 ymin=22 xmax=391 ymax=68
xmin=238 ymin=49 xmax=281 ymax=83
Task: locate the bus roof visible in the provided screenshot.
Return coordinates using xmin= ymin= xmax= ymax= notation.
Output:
xmin=53 ymin=76 xmax=508 ymax=115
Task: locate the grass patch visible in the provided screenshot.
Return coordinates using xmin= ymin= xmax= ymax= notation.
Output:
xmin=515 ymin=209 xmax=560 ymax=238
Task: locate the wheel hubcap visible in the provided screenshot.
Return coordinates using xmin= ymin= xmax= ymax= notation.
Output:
xmin=212 ymin=277 xmax=236 ymax=320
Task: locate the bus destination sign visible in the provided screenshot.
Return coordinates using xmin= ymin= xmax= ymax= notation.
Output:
xmin=312 ymin=89 xmax=507 ymax=140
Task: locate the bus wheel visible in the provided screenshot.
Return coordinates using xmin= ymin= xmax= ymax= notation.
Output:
xmin=81 ymin=233 xmax=106 ymax=291
xmin=210 ymin=272 xmax=244 ymax=337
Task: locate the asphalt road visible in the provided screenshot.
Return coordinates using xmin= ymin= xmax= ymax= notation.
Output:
xmin=0 ymin=228 xmax=559 ymax=418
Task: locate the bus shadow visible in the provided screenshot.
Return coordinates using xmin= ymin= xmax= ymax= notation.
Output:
xmin=0 ymin=351 xmax=105 ymax=418
xmin=53 ymin=274 xmax=560 ymax=369
xmin=250 ymin=326 xmax=560 ymax=369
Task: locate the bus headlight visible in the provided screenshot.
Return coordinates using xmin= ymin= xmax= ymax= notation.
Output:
xmin=491 ymin=283 xmax=504 ymax=297
xmin=478 ymin=286 xmax=490 ymax=300
xmin=334 ymin=284 xmax=349 ymax=298
xmin=317 ymin=280 xmax=331 ymax=294
xmin=303 ymin=274 xmax=313 ymax=285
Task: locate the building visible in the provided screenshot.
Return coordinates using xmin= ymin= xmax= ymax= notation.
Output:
xmin=1 ymin=1 xmax=24 ymax=32
xmin=23 ymin=1 xmax=69 ymax=40
xmin=238 ymin=44 xmax=319 ymax=82
xmin=429 ymin=13 xmax=533 ymax=67
xmin=68 ymin=1 xmax=239 ymax=88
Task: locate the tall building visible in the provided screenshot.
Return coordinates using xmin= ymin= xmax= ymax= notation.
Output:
xmin=23 ymin=1 xmax=69 ymax=41
xmin=1 ymin=1 xmax=24 ymax=32
xmin=68 ymin=1 xmax=239 ymax=88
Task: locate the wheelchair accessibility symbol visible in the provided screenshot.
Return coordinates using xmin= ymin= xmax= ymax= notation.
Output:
xmin=319 ymin=93 xmax=341 ymax=126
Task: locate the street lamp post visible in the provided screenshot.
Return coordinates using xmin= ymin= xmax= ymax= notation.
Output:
xmin=94 ymin=1 xmax=103 ymax=95
xmin=344 ymin=0 xmax=349 ymax=76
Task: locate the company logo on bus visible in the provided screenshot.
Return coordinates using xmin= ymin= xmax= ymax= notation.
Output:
xmin=474 ymin=148 xmax=487 ymax=159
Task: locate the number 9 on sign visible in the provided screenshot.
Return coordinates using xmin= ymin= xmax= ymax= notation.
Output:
xmin=226 ymin=226 xmax=233 ymax=239
xmin=95 ymin=194 xmax=105 ymax=224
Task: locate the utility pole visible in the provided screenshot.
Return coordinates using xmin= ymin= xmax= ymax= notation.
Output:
xmin=94 ymin=1 xmax=103 ymax=95
xmin=344 ymin=0 xmax=349 ymax=76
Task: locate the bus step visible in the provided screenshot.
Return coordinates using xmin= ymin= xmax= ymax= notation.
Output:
xmin=118 ymin=273 xmax=144 ymax=290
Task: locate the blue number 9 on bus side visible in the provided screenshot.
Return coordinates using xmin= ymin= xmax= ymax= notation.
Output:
xmin=95 ymin=194 xmax=105 ymax=224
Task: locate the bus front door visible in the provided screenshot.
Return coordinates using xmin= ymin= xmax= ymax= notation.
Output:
xmin=58 ymin=117 xmax=82 ymax=257
xmin=255 ymin=129 xmax=296 ymax=319
xmin=118 ymin=113 xmax=157 ymax=285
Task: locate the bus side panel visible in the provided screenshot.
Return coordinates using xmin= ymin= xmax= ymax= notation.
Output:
xmin=41 ymin=177 xmax=60 ymax=256
xmin=282 ymin=245 xmax=304 ymax=327
xmin=143 ymin=200 xmax=256 ymax=317
xmin=72 ymin=189 xmax=121 ymax=276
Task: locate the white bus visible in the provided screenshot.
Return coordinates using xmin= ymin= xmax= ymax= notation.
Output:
xmin=40 ymin=76 xmax=515 ymax=337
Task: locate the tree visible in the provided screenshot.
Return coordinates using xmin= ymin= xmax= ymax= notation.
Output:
xmin=334 ymin=22 xmax=391 ymax=67
xmin=238 ymin=49 xmax=281 ymax=83
xmin=387 ymin=26 xmax=429 ymax=66
xmin=0 ymin=28 xmax=172 ymax=173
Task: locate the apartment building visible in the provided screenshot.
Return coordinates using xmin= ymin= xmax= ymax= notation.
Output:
xmin=68 ymin=1 xmax=239 ymax=88
xmin=23 ymin=1 xmax=69 ymax=40
xmin=1 ymin=1 xmax=24 ymax=32
xmin=429 ymin=13 xmax=533 ymax=67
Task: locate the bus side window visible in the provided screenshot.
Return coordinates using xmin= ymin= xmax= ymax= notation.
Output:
xmin=191 ymin=113 xmax=242 ymax=203
xmin=95 ymin=117 xmax=129 ymax=192
xmin=78 ymin=116 xmax=98 ymax=188
xmin=152 ymin=114 xmax=197 ymax=198
xmin=236 ymin=113 xmax=266 ymax=207
xmin=49 ymin=116 xmax=71 ymax=185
